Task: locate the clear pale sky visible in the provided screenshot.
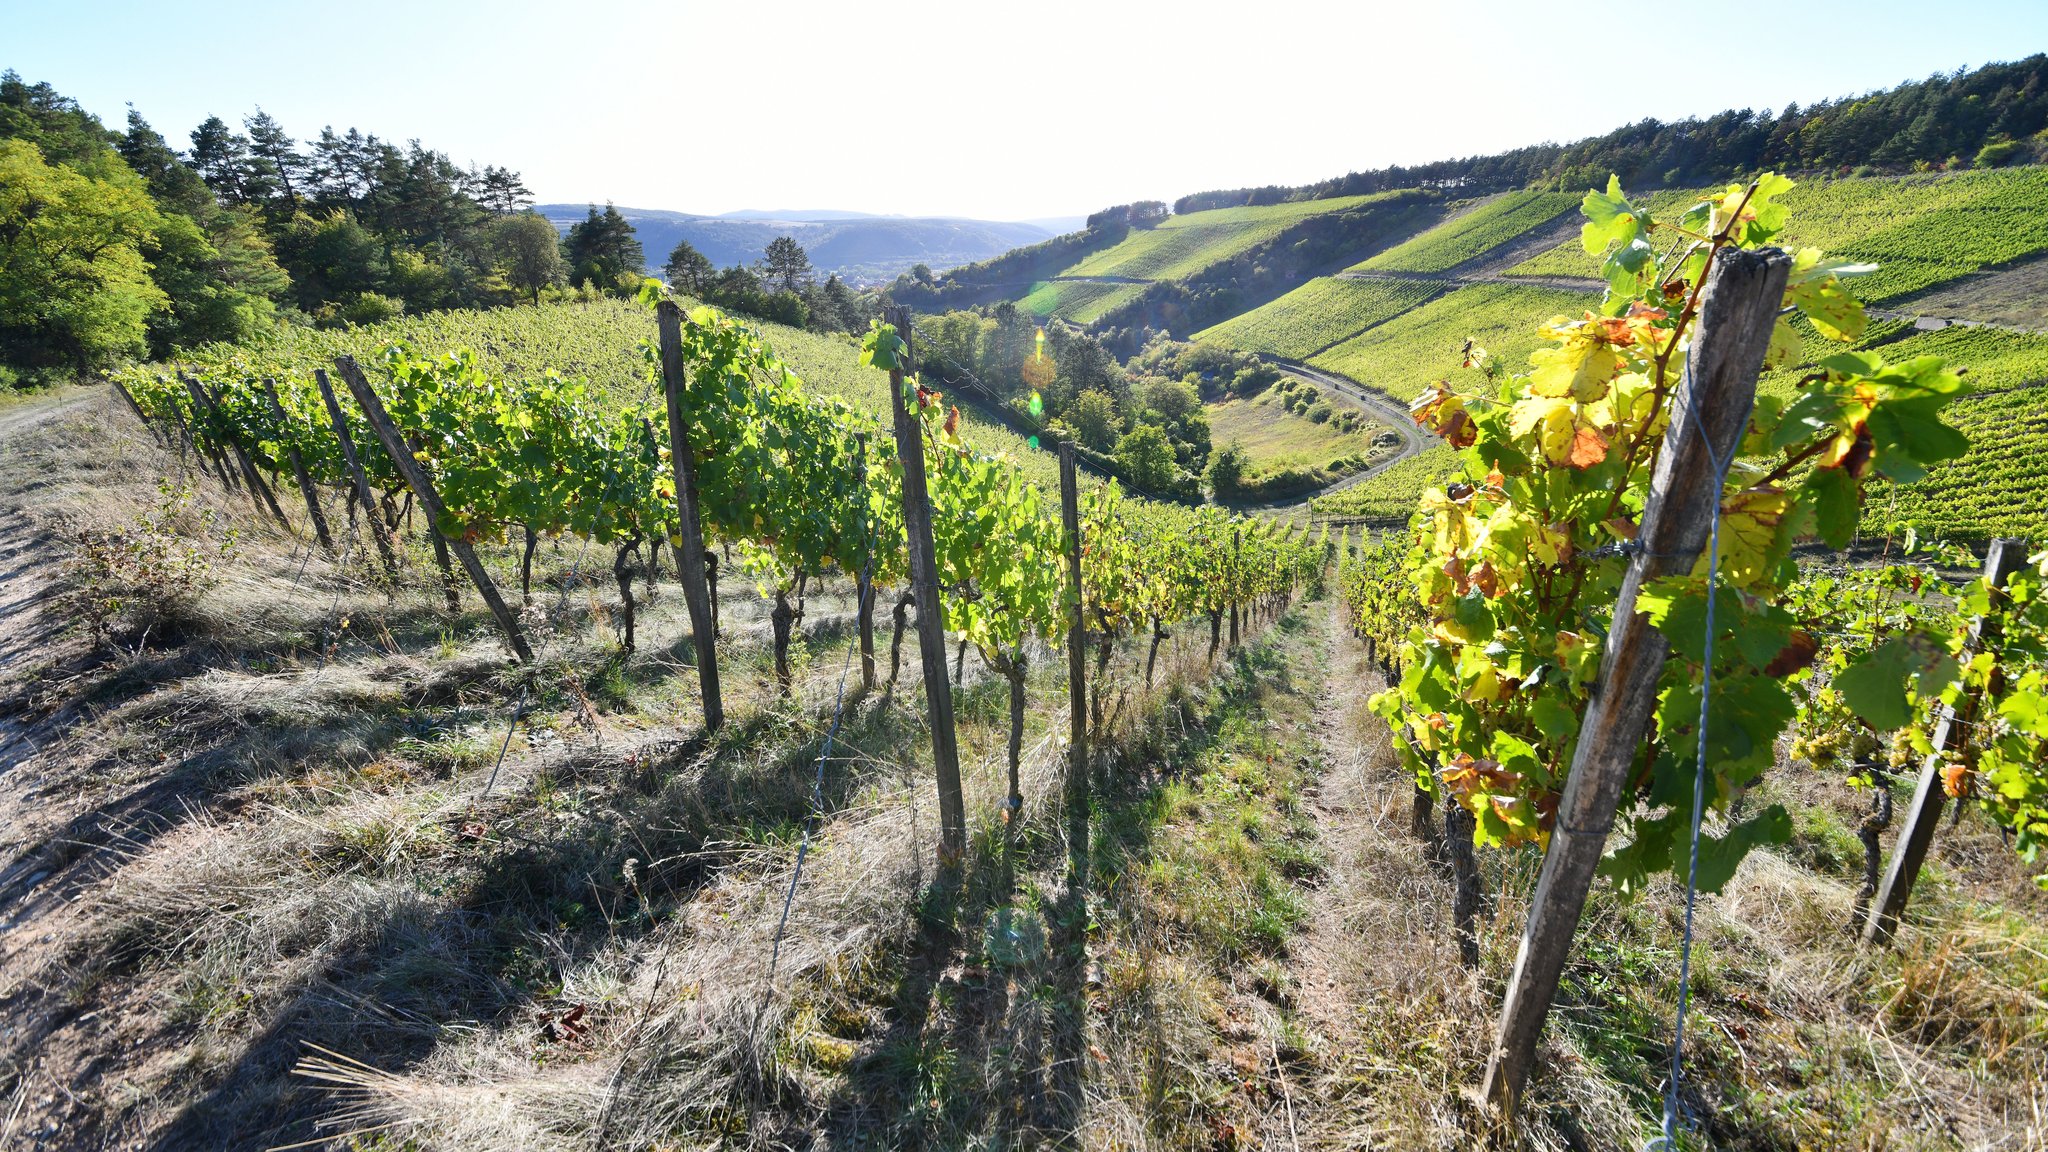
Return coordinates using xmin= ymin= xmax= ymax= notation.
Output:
xmin=7 ymin=0 xmax=2047 ymax=221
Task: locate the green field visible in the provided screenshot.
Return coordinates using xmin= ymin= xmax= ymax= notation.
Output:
xmin=1507 ymin=169 xmax=2048 ymax=303
xmin=1194 ymin=277 xmax=1449 ymax=360
xmin=1307 ymin=281 xmax=1598 ymax=402
xmin=1209 ymin=389 xmax=1385 ymax=472
xmin=1350 ymin=190 xmax=1580 ymax=275
xmin=1059 ymin=193 xmax=1397 ymax=284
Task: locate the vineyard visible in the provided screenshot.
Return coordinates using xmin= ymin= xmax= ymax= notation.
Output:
xmin=1193 ymin=276 xmax=1449 ymax=360
xmin=1349 ymin=190 xmax=1581 ymax=275
xmin=1307 ymin=281 xmax=1597 ymax=398
xmin=7 ymin=164 xmax=2048 ymax=1152
xmin=1017 ymin=277 xmax=1146 ymax=324
xmin=1059 ymin=193 xmax=1391 ymax=283
xmin=1506 ymin=168 xmax=2048 ymax=303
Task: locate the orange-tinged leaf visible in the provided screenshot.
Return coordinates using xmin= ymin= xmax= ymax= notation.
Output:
xmin=1568 ymin=425 xmax=1609 ymax=469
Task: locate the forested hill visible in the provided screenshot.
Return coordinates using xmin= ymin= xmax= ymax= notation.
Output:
xmin=1177 ymin=55 xmax=2048 ymax=211
xmin=532 ymin=204 xmax=1052 ymax=285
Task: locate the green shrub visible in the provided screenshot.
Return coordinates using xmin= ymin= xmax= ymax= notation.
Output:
xmin=1976 ymin=138 xmax=2022 ymax=169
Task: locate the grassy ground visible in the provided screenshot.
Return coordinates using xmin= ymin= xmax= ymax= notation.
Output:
xmin=1208 ymin=388 xmax=1391 ymax=476
xmin=4 ymin=390 xmax=2047 ymax=1152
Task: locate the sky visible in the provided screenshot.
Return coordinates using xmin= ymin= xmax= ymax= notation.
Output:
xmin=8 ymin=0 xmax=2048 ymax=222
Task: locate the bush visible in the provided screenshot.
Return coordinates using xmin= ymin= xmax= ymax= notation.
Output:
xmin=1205 ymin=440 xmax=1251 ymax=499
xmin=338 ymin=292 xmax=404 ymax=328
xmin=1306 ymin=401 xmax=1333 ymax=424
xmin=1975 ymin=138 xmax=2022 ymax=169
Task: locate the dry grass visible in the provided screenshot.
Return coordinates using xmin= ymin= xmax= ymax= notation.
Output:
xmin=2 ymin=395 xmax=2046 ymax=1152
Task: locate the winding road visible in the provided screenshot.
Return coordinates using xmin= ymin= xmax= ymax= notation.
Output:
xmin=1225 ymin=356 xmax=1429 ymax=517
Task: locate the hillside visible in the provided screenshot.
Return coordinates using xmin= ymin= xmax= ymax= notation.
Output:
xmin=535 ymin=204 xmax=1054 ymax=285
xmin=1015 ymin=190 xmax=1443 ymax=331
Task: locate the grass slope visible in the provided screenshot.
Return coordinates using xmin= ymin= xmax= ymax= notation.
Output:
xmin=1351 ymin=190 xmax=1580 ymax=274
xmin=1194 ymin=277 xmax=1449 ymax=360
xmin=1208 ymin=389 xmax=1385 ymax=475
xmin=1508 ymin=168 xmax=2048 ymax=304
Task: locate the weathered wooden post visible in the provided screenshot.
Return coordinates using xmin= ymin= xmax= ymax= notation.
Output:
xmin=1060 ymin=441 xmax=1090 ymax=882
xmin=655 ymin=300 xmax=725 ymax=734
xmin=261 ymin=378 xmax=334 ymax=552
xmin=313 ymin=368 xmax=401 ymax=580
xmin=1864 ymin=537 xmax=2031 ymax=945
xmin=334 ymin=355 xmax=533 ymax=663
xmin=179 ymin=376 xmax=242 ymax=492
xmin=186 ymin=375 xmax=291 ymax=528
xmin=107 ymin=377 xmax=166 ymax=449
xmin=885 ymin=304 xmax=967 ymax=871
xmin=1480 ymin=246 xmax=1791 ymax=1119
xmin=854 ymin=432 xmax=878 ymax=692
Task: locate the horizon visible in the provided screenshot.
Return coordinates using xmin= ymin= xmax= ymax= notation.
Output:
xmin=7 ymin=1 xmax=2048 ymax=221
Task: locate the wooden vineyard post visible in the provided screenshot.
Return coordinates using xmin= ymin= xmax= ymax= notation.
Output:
xmin=186 ymin=375 xmax=292 ymax=528
xmin=1060 ymin=441 xmax=1090 ymax=882
xmin=179 ymin=376 xmax=241 ymax=492
xmin=854 ymin=432 xmax=878 ymax=692
xmin=886 ymin=305 xmax=967 ymax=871
xmin=161 ymin=395 xmax=210 ymax=480
xmin=108 ymin=377 xmax=166 ymax=449
xmin=333 ymin=355 xmax=533 ymax=664
xmin=314 ymin=368 xmax=402 ymax=580
xmin=1864 ymin=537 xmax=2031 ymax=945
xmin=655 ymin=300 xmax=725 ymax=734
xmin=261 ymin=378 xmax=334 ymax=552
xmin=1480 ymin=246 xmax=1791 ymax=1120
xmin=410 ymin=430 xmax=463 ymax=613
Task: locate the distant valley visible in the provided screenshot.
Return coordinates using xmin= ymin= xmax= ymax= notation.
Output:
xmin=534 ymin=204 xmax=1067 ymax=285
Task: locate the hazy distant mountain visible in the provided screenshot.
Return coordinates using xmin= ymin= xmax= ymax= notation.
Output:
xmin=534 ymin=205 xmax=1054 ymax=285
xmin=1020 ymin=216 xmax=1088 ymax=235
xmin=713 ymin=208 xmax=884 ymax=222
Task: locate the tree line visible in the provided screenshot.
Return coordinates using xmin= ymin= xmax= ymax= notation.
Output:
xmin=658 ymin=233 xmax=869 ymax=334
xmin=1176 ymin=55 xmax=2048 ymax=213
xmin=0 ymin=71 xmax=886 ymax=389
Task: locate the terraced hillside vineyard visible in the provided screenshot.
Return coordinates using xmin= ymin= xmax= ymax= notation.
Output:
xmin=1507 ymin=168 xmax=2048 ymax=302
xmin=1194 ymin=276 xmax=1448 ymax=359
xmin=1308 ymin=281 xmax=1596 ymax=398
xmin=1350 ymin=190 xmax=1581 ymax=274
xmin=1060 ymin=194 xmax=1386 ymax=282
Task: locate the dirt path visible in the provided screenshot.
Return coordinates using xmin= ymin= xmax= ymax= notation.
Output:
xmin=1246 ymin=598 xmax=1481 ymax=1149
xmin=0 ymin=392 xmax=92 ymax=764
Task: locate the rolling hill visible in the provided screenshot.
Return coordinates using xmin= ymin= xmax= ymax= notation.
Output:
xmin=534 ymin=204 xmax=1057 ymax=286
